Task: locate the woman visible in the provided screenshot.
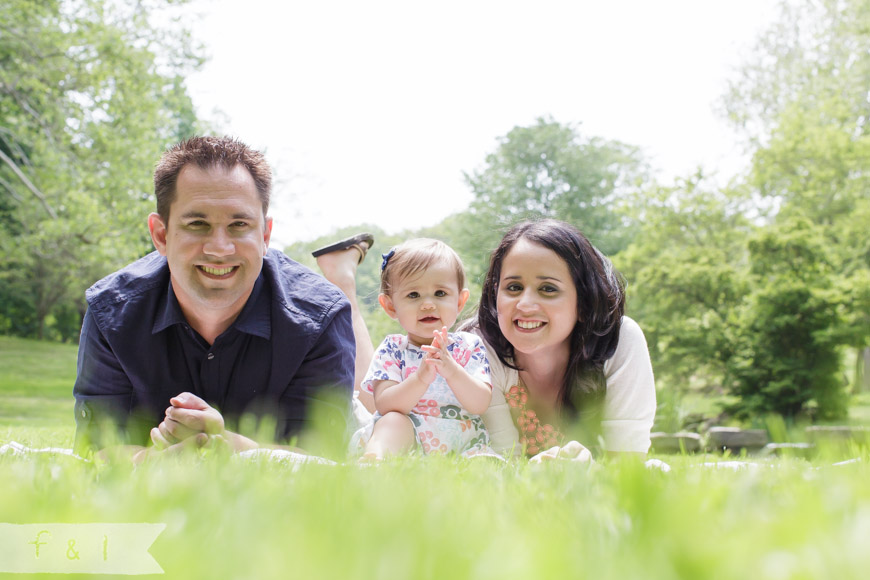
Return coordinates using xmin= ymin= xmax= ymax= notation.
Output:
xmin=314 ymin=220 xmax=655 ymax=461
xmin=472 ymin=220 xmax=655 ymax=460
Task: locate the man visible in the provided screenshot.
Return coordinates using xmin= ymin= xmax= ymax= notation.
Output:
xmin=73 ymin=136 xmax=355 ymax=461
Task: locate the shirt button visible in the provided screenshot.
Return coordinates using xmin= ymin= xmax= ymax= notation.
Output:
xmin=81 ymin=410 xmax=87 ymax=418
xmin=207 ymin=353 xmax=214 ymax=360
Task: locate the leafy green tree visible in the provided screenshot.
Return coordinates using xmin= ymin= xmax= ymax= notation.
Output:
xmin=724 ymin=0 xmax=870 ymax=154
xmin=464 ymin=116 xmax=649 ymax=258
xmin=725 ymin=218 xmax=852 ymax=420
xmin=615 ymin=174 xmax=752 ymax=393
xmin=723 ymin=0 xmax=870 ymax=393
xmin=619 ymin=179 xmax=857 ymax=421
xmin=0 ymin=0 xmax=205 ymax=340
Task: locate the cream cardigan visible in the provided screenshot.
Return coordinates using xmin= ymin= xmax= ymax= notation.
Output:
xmin=479 ymin=316 xmax=657 ymax=456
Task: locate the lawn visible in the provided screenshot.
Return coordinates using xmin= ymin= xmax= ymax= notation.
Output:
xmin=1 ymin=336 xmax=869 ymax=579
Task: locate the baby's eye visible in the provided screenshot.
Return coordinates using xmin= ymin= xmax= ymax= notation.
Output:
xmin=434 ymin=290 xmax=448 ymax=297
xmin=406 ymin=291 xmax=420 ymax=299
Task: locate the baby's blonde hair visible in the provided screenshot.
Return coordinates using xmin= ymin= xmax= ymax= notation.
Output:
xmin=380 ymin=238 xmax=466 ymax=296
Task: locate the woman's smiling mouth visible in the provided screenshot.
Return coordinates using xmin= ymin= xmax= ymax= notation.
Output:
xmin=516 ymin=320 xmax=544 ymax=330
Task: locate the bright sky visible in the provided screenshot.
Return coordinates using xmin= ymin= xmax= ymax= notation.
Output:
xmin=184 ymin=0 xmax=781 ymax=247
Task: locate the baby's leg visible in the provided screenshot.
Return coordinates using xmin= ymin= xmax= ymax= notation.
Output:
xmin=363 ymin=412 xmax=416 ymax=461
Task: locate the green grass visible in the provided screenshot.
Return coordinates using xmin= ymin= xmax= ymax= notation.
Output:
xmin=0 ymin=336 xmax=79 ymax=397
xmin=0 ymin=336 xmax=77 ymax=443
xmin=3 ymin=337 xmax=870 ymax=579
xmin=1 ymin=450 xmax=869 ymax=579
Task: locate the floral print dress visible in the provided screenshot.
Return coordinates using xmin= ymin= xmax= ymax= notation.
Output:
xmin=505 ymin=382 xmax=564 ymax=456
xmin=350 ymin=331 xmax=497 ymax=457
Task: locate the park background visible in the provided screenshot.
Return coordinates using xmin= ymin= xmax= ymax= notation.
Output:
xmin=2 ymin=1 xmax=870 ymax=579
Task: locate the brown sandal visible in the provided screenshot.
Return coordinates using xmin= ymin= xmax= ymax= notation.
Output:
xmin=311 ymin=233 xmax=374 ymax=264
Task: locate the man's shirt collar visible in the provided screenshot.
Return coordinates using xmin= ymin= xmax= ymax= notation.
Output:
xmin=152 ymin=272 xmax=271 ymax=340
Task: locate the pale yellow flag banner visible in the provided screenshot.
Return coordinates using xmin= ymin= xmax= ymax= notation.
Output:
xmin=0 ymin=523 xmax=165 ymax=574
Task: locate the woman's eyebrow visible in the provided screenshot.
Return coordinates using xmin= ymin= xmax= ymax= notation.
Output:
xmin=502 ymin=274 xmax=562 ymax=282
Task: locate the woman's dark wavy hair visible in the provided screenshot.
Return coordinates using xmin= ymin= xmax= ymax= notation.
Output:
xmin=477 ymin=219 xmax=625 ymax=414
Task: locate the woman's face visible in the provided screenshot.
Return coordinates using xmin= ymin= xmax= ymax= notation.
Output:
xmin=496 ymin=238 xmax=579 ymax=357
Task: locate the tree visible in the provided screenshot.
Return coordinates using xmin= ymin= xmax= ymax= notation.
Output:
xmin=464 ymin=116 xmax=649 ymax=258
xmin=618 ymin=178 xmax=857 ymax=421
xmin=0 ymin=0 xmax=205 ymax=340
xmin=723 ymin=0 xmax=870 ymax=393
xmin=725 ymin=218 xmax=852 ymax=420
xmin=615 ymin=174 xmax=752 ymax=393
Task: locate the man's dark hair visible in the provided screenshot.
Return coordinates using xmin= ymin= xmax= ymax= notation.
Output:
xmin=153 ymin=136 xmax=272 ymax=222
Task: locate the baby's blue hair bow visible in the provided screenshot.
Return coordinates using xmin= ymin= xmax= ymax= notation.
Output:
xmin=381 ymin=248 xmax=396 ymax=271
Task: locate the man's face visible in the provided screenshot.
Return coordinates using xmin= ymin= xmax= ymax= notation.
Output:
xmin=148 ymin=164 xmax=272 ymax=324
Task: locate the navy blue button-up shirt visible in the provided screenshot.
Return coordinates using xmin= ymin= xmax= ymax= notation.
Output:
xmin=73 ymin=249 xmax=355 ymax=453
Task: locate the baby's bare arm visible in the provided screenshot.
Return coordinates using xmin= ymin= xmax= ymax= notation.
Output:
xmin=371 ymin=373 xmax=431 ymax=415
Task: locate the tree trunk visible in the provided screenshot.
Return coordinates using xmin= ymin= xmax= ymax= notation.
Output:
xmin=855 ymin=346 xmax=870 ymax=393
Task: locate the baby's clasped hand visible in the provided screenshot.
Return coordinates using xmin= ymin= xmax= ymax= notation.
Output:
xmin=411 ymin=331 xmax=440 ymax=385
xmin=421 ymin=326 xmax=462 ymax=382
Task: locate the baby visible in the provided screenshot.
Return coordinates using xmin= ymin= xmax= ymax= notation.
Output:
xmin=351 ymin=238 xmax=496 ymax=460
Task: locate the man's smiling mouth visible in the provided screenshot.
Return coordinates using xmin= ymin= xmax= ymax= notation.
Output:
xmin=198 ymin=265 xmax=237 ymax=277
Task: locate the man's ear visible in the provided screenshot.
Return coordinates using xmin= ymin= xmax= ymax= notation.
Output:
xmin=263 ymin=217 xmax=273 ymax=248
xmin=457 ymin=288 xmax=470 ymax=311
xmin=378 ymin=293 xmax=398 ymax=320
xmin=148 ymin=213 xmax=168 ymax=255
